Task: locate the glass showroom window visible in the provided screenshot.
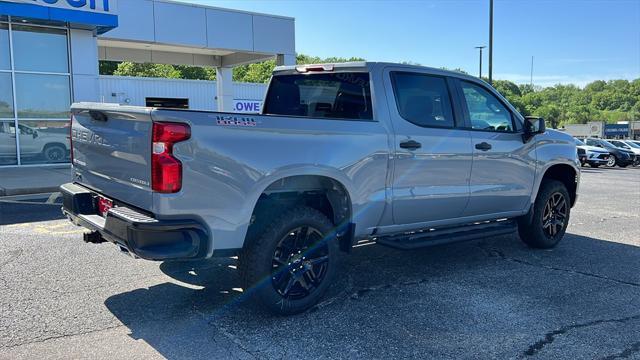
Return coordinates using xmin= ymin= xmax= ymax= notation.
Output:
xmin=0 ymin=21 xmax=17 ymax=165
xmin=4 ymin=22 xmax=72 ymax=165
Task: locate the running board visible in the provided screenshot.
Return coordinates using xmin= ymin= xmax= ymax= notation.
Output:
xmin=375 ymin=219 xmax=517 ymax=250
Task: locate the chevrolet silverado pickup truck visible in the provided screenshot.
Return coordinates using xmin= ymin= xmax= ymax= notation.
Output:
xmin=62 ymin=62 xmax=580 ymax=315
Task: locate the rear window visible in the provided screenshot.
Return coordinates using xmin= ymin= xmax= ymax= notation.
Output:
xmin=263 ymin=73 xmax=373 ymax=120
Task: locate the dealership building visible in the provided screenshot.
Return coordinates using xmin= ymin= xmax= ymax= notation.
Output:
xmin=0 ymin=0 xmax=295 ymax=167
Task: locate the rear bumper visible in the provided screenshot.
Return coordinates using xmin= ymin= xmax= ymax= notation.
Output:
xmin=60 ymin=183 xmax=209 ymax=261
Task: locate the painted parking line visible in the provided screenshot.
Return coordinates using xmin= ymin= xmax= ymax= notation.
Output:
xmin=46 ymin=192 xmax=61 ymax=204
xmin=0 ymin=192 xmax=62 ymax=206
xmin=4 ymin=221 xmax=86 ymax=235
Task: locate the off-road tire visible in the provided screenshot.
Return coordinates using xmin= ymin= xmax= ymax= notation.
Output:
xmin=239 ymin=206 xmax=340 ymax=315
xmin=518 ymin=180 xmax=570 ymax=249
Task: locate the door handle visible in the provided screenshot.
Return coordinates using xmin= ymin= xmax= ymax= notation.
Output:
xmin=475 ymin=142 xmax=492 ymax=151
xmin=400 ymin=140 xmax=422 ymax=150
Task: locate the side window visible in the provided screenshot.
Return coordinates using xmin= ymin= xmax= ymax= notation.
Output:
xmin=461 ymin=81 xmax=514 ymax=132
xmin=391 ymin=72 xmax=455 ymax=128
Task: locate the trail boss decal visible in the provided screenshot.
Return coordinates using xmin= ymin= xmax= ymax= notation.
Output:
xmin=215 ymin=115 xmax=258 ymax=127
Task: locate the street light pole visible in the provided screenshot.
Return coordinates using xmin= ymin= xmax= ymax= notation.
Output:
xmin=488 ymin=0 xmax=494 ymax=84
xmin=475 ymin=46 xmax=486 ymax=78
xmin=530 ymin=55 xmax=534 ymax=87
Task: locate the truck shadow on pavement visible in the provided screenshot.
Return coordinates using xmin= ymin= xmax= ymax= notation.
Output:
xmin=104 ymin=233 xmax=640 ymax=359
xmin=0 ymin=201 xmax=65 ymax=226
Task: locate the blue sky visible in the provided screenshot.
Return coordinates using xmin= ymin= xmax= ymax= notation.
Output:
xmin=191 ymin=0 xmax=640 ymax=87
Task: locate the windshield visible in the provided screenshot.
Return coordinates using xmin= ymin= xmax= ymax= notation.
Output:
xmin=624 ymin=141 xmax=640 ymax=149
xmin=574 ymin=138 xmax=585 ymax=146
xmin=599 ymin=139 xmax=617 ymax=147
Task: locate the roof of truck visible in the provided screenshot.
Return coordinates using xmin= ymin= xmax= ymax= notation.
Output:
xmin=273 ymin=61 xmax=481 ymax=82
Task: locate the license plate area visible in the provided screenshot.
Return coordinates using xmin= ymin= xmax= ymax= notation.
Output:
xmin=96 ymin=195 xmax=113 ymax=217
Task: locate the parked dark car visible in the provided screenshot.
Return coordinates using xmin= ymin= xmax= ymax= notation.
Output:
xmin=585 ymin=138 xmax=635 ymax=167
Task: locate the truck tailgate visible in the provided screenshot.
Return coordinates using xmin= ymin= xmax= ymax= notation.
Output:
xmin=70 ymin=103 xmax=153 ymax=210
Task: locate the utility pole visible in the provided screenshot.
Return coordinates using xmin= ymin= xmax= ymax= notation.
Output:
xmin=475 ymin=46 xmax=486 ymax=78
xmin=530 ymin=55 xmax=534 ymax=87
xmin=488 ymin=0 xmax=494 ymax=84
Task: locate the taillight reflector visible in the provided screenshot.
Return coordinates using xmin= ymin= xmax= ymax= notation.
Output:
xmin=69 ymin=115 xmax=74 ymax=165
xmin=151 ymin=122 xmax=191 ymax=193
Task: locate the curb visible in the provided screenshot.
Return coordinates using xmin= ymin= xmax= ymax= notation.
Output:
xmin=0 ymin=186 xmax=61 ymax=197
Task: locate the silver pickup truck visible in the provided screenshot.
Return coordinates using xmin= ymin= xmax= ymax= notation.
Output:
xmin=62 ymin=62 xmax=580 ymax=314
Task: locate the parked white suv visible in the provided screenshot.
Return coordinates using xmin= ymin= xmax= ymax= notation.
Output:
xmin=574 ymin=138 xmax=609 ymax=168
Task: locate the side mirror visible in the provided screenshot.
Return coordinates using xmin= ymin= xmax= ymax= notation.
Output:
xmin=523 ymin=116 xmax=545 ymax=142
xmin=32 ymin=131 xmax=38 ymax=139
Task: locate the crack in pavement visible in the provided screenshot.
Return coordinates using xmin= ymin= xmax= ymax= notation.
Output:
xmin=0 ymin=249 xmax=22 ymax=271
xmin=349 ymin=278 xmax=430 ymax=300
xmin=599 ymin=341 xmax=640 ymax=360
xmin=212 ymin=324 xmax=264 ymax=360
xmin=0 ymin=324 xmax=125 ymax=350
xmin=522 ymin=315 xmax=640 ymax=357
xmin=477 ymin=245 xmax=640 ymax=288
xmin=191 ymin=304 xmax=260 ymax=360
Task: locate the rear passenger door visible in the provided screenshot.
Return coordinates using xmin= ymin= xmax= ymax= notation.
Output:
xmin=385 ymin=70 xmax=473 ymax=226
xmin=454 ymin=80 xmax=536 ymax=217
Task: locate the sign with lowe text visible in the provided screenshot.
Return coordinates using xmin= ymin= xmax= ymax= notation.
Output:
xmin=233 ymin=99 xmax=263 ymax=113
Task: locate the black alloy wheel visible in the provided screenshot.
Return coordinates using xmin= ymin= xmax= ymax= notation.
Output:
xmin=541 ymin=192 xmax=567 ymax=238
xmin=271 ymin=226 xmax=329 ymax=300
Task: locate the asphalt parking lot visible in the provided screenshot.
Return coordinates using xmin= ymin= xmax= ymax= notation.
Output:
xmin=0 ymin=167 xmax=639 ymax=359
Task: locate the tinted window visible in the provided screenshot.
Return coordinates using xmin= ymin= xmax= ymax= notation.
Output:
xmin=264 ymin=73 xmax=372 ymax=120
xmin=609 ymin=140 xmax=627 ymax=148
xmin=391 ymin=72 xmax=454 ymax=128
xmin=461 ymin=81 xmax=513 ymax=132
xmin=625 ymin=141 xmax=640 ymax=149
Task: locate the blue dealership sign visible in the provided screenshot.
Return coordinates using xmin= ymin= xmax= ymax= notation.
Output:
xmin=0 ymin=0 xmax=118 ymax=33
xmin=604 ymin=124 xmax=629 ymax=137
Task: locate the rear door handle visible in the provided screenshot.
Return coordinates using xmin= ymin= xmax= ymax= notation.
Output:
xmin=475 ymin=142 xmax=492 ymax=151
xmin=400 ymin=140 xmax=422 ymax=150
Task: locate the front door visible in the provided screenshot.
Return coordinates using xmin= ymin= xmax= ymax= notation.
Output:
xmin=456 ymin=80 xmax=536 ymax=217
xmin=385 ymin=70 xmax=473 ymax=226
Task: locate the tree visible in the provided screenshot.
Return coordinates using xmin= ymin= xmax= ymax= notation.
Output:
xmin=113 ymin=62 xmax=182 ymax=78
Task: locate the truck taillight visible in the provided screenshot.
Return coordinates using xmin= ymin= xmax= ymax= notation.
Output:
xmin=69 ymin=115 xmax=74 ymax=165
xmin=151 ymin=122 xmax=191 ymax=193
